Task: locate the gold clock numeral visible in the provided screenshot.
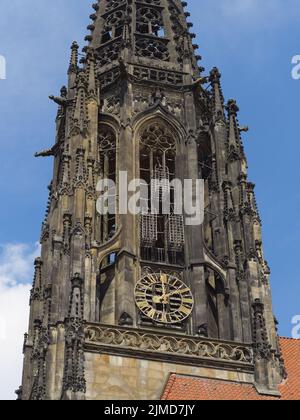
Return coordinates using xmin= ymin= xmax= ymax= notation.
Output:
xmin=135 ymin=290 xmax=146 ymax=297
xmin=160 ymin=312 xmax=168 ymax=324
xmin=148 ymin=274 xmax=158 ymax=285
xmin=178 ymin=305 xmax=192 ymax=316
xmin=160 ymin=274 xmax=167 ymax=283
xmin=182 ymin=297 xmax=193 ymax=305
xmin=145 ymin=307 xmax=156 ymax=320
xmin=137 ymin=301 xmax=150 ymax=311
xmin=178 ymin=287 xmax=191 ymax=295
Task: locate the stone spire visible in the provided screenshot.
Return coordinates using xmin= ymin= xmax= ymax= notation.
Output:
xmin=226 ymin=99 xmax=243 ymax=162
xmin=82 ymin=0 xmax=203 ymax=76
xmin=209 ymin=67 xmax=225 ymax=121
xmin=68 ymin=41 xmax=79 ymax=93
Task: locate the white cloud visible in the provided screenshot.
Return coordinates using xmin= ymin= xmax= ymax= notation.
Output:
xmin=0 ymin=243 xmax=40 ymax=400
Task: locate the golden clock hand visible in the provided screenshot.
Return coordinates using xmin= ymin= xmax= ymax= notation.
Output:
xmin=152 ymin=274 xmax=168 ymax=305
xmin=160 ymin=273 xmax=167 ymax=296
xmin=163 ymin=287 xmax=190 ymax=299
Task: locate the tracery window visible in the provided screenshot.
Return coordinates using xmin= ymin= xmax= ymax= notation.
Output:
xmin=102 ymin=10 xmax=126 ymax=43
xmin=97 ymin=40 xmax=122 ymax=67
xmin=139 ymin=122 xmax=184 ymax=266
xmin=136 ymin=7 xmax=165 ymax=37
xmin=105 ymin=0 xmax=126 ymax=13
xmin=135 ymin=37 xmax=169 ymax=61
xmin=98 ymin=127 xmax=117 ymax=243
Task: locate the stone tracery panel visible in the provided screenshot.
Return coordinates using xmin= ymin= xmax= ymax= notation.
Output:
xmin=105 ymin=0 xmax=126 ymax=13
xmin=136 ymin=6 xmax=164 ymax=36
xmin=99 ymin=129 xmax=116 ymax=157
xmin=135 ymin=37 xmax=170 ymax=61
xmin=97 ymin=40 xmax=122 ymax=67
xmin=102 ymin=9 xmax=126 ymax=43
xmin=99 ymin=67 xmax=120 ymax=89
xmin=133 ymin=66 xmax=183 ymax=85
xmin=140 ymin=122 xmax=176 ymax=152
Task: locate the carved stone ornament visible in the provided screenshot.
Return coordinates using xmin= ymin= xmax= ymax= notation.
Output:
xmin=85 ymin=324 xmax=254 ymax=371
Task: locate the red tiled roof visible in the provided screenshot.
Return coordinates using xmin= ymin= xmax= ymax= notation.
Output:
xmin=161 ymin=338 xmax=300 ymax=401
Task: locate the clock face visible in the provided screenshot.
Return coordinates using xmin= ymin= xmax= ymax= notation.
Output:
xmin=135 ymin=273 xmax=194 ymax=324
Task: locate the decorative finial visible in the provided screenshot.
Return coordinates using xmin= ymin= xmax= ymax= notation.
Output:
xmin=226 ymin=99 xmax=240 ymax=116
xmin=68 ymin=41 xmax=79 ymax=74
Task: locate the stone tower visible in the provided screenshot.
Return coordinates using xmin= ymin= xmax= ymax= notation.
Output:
xmin=20 ymin=0 xmax=286 ymax=400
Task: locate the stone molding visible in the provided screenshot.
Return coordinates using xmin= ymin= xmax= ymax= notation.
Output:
xmin=84 ymin=323 xmax=254 ymax=372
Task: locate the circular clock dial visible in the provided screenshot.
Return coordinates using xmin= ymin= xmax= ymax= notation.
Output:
xmin=135 ymin=273 xmax=194 ymax=324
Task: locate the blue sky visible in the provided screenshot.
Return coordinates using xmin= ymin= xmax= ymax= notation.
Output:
xmin=0 ymin=0 xmax=299 ymax=399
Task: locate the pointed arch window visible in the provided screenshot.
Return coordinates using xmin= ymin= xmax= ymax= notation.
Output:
xmin=102 ymin=9 xmax=126 ymax=43
xmin=96 ymin=252 xmax=118 ymax=324
xmin=98 ymin=126 xmax=117 ymax=243
xmin=204 ymin=268 xmax=230 ymax=340
xmin=206 ymin=271 xmax=220 ymax=339
xmin=136 ymin=6 xmax=165 ymax=37
xmin=139 ymin=122 xmax=184 ymax=266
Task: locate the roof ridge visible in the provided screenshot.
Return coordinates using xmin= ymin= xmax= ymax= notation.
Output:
xmin=280 ymin=336 xmax=300 ymax=341
xmin=168 ymin=374 xmax=254 ymax=387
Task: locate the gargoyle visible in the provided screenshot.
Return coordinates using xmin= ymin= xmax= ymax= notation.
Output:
xmin=34 ymin=143 xmax=58 ymax=158
xmin=49 ymin=95 xmax=69 ymax=107
xmin=49 ymin=86 xmax=70 ymax=107
xmin=193 ymin=76 xmax=209 ymax=86
xmin=185 ymin=76 xmax=209 ymax=91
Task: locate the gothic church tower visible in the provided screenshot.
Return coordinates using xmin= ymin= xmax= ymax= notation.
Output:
xmin=20 ymin=0 xmax=286 ymax=400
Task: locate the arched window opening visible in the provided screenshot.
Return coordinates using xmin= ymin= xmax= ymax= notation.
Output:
xmin=95 ymin=253 xmax=117 ymax=323
xmin=205 ymin=268 xmax=229 ymax=339
xmin=98 ymin=126 xmax=117 ymax=243
xmin=197 ymin=132 xmax=213 ymax=181
xmin=139 ymin=122 xmax=184 ymax=266
xmin=206 ymin=271 xmax=219 ymax=339
xmin=197 ymin=133 xmax=216 ymax=253
xmin=136 ymin=6 xmax=165 ymax=37
xmin=102 ymin=9 xmax=126 ymax=43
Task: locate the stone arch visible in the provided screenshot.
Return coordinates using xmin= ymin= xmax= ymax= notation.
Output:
xmin=135 ymin=114 xmax=186 ymax=267
xmin=97 ymin=122 xmax=118 ymax=244
xmin=133 ymin=107 xmax=187 ymax=152
xmin=204 ymin=265 xmax=230 ymax=340
xmin=197 ymin=130 xmax=213 ymax=180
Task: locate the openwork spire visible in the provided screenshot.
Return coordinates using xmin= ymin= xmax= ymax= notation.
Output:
xmin=82 ymin=0 xmax=203 ymax=78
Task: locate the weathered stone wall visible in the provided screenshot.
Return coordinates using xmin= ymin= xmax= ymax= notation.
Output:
xmin=84 ymin=352 xmax=254 ymax=400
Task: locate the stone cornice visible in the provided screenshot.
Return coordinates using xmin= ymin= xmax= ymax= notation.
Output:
xmin=84 ymin=323 xmax=254 ymax=373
